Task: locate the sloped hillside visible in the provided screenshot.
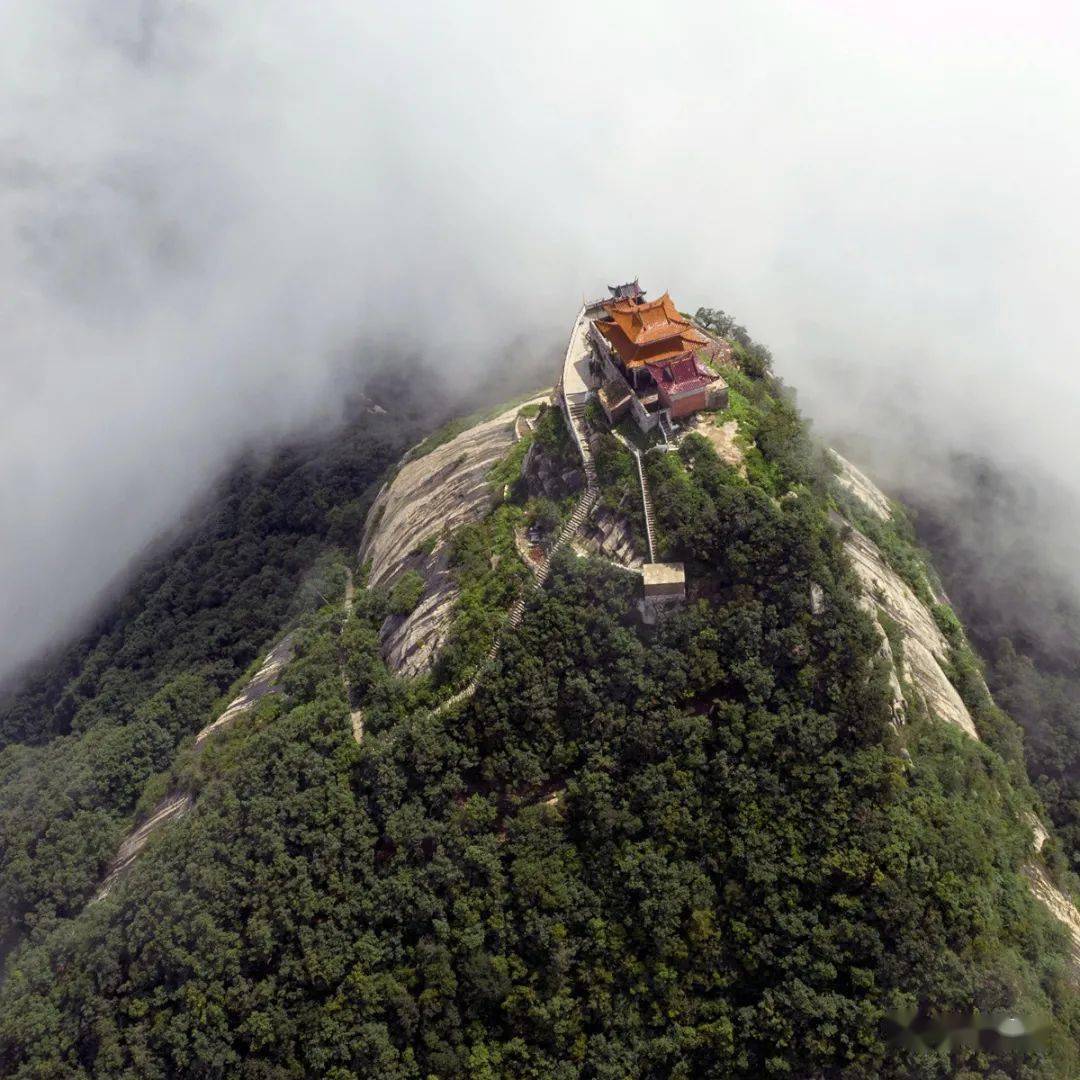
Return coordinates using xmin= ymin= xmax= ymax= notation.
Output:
xmin=0 ymin=400 xmax=412 ymax=974
xmin=829 ymin=449 xmax=1080 ymax=966
xmin=1 ymin=340 xmax=1079 ymax=1078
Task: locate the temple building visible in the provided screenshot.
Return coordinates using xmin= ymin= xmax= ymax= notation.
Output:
xmin=607 ymin=279 xmax=645 ymax=301
xmin=594 ymin=291 xmax=711 ymax=380
xmin=584 ymin=281 xmax=728 ymax=434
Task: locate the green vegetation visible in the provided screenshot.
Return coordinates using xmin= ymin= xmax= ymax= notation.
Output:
xmin=434 ymin=505 xmax=531 ymax=689
xmin=0 ymin=365 xmax=1077 ymax=1077
xmin=825 ymin=434 xmax=1055 ymax=840
xmin=908 ymin=466 xmax=1080 ymax=889
xmin=831 ymin=466 xmax=1038 ymax=797
xmin=591 ymin=431 xmax=646 ymax=546
xmin=703 ymin=367 xmax=832 ymax=497
xmin=524 ymin=495 xmax=561 ymax=537
xmin=530 ymin=401 xmax=578 ymax=470
xmin=387 ymin=570 xmax=426 ymax=617
xmin=695 ymin=306 xmax=774 ymax=378
xmin=614 ymin=413 xmax=662 ymax=451
xmin=0 ymin=408 xmax=412 ymax=955
xmin=486 ymin=427 xmax=532 ymax=493
xmin=414 ymin=533 xmax=440 ymax=558
xmin=992 ymin=642 xmax=1080 ymax=884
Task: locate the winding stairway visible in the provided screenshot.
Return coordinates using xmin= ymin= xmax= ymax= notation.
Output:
xmin=434 ymin=394 xmax=598 ymax=714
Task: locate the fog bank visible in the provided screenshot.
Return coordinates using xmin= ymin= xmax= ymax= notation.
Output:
xmin=4 ymin=1 xmax=1080 ymax=682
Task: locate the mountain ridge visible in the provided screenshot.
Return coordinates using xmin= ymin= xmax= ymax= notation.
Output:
xmin=1 ymin=325 xmax=1079 ymax=1076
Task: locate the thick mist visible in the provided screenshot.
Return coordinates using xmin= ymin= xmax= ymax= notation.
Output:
xmin=3 ymin=1 xmax=1080 ymax=684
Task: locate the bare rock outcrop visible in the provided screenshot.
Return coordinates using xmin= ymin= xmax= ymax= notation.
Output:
xmin=830 ymin=448 xmax=976 ymax=736
xmin=1024 ymin=862 xmax=1080 ymax=966
xmin=523 ymin=440 xmax=582 ymax=501
xmin=359 ymin=398 xmax=544 ymax=677
xmin=833 ymin=451 xmax=1080 ymax=965
xmin=1020 ymin=811 xmax=1080 ymax=964
xmin=688 ymin=415 xmax=746 ymax=474
xmin=381 ymin=570 xmax=460 ymax=678
xmin=844 ymin=527 xmax=977 ymax=739
xmin=195 ymin=634 xmax=295 ymax=744
xmin=858 ymin=597 xmax=906 ymax=728
xmin=580 ymin=505 xmax=644 ymax=569
xmin=94 ymin=793 xmax=193 ymax=901
xmin=831 ymin=450 xmax=892 ymax=520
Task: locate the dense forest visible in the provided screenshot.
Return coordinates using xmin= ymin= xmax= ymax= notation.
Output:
xmin=0 ymin=330 xmax=1078 ymax=1077
xmin=0 ymin=391 xmax=424 ymax=966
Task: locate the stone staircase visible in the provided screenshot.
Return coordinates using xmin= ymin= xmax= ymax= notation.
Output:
xmin=658 ymin=411 xmax=676 ymax=446
xmin=434 ymin=394 xmax=598 ymax=714
xmin=631 ymin=446 xmax=658 ymax=563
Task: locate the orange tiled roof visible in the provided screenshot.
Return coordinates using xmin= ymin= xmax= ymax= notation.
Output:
xmin=596 ymin=292 xmax=708 ymax=367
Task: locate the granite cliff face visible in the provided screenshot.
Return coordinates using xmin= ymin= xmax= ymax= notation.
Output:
xmin=842 ymin=525 xmax=977 ymax=738
xmin=359 ymin=398 xmax=545 ymax=677
xmin=830 ymin=451 xmax=1080 ymax=959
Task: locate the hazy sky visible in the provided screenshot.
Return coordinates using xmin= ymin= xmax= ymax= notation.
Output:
xmin=3 ymin=1 xmax=1080 ymax=682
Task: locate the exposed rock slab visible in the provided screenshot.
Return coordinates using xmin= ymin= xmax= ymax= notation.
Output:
xmin=94 ymin=793 xmax=193 ymax=901
xmin=195 ymin=635 xmax=295 ymax=744
xmin=831 ymin=450 xmax=892 ymax=520
xmin=844 ymin=527 xmax=977 ymax=739
xmin=902 ymin=636 xmax=977 ymax=739
xmin=380 ymin=565 xmax=460 ymax=678
xmin=1024 ymin=863 xmax=1080 ymax=966
xmin=360 ymin=399 xmax=544 ymax=677
xmin=844 ymin=529 xmax=948 ymax=656
xmin=1027 ymin=811 xmax=1050 ymax=853
xmin=581 ymin=506 xmax=645 ymax=569
xmin=524 ymin=434 xmax=582 ymax=502
xmin=362 ymin=410 xmax=517 ymax=589
xmin=858 ymin=597 xmax=906 ymax=728
xmin=839 ymin=458 xmax=1080 ymax=959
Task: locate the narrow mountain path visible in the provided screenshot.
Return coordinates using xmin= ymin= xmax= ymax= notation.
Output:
xmin=610 ymin=428 xmax=658 ymax=563
xmin=433 ymin=393 xmax=598 ymax=717
xmin=341 ymin=567 xmax=364 ymax=744
xmin=91 ymin=635 xmax=295 ymax=901
xmin=632 ymin=446 xmax=657 ymax=562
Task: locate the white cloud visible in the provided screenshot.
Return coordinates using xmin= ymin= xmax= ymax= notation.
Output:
xmin=3 ymin=0 xmax=1080 ymax=679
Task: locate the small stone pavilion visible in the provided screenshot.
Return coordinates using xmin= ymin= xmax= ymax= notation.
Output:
xmin=587 ymin=282 xmax=728 ymax=434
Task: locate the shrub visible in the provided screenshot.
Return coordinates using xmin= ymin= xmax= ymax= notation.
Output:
xmin=388 ymin=570 xmax=425 ymax=617
xmin=526 ymin=497 xmax=561 ymax=536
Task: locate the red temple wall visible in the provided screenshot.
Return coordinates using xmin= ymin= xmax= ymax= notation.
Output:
xmin=665 ymin=388 xmax=709 ymax=418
